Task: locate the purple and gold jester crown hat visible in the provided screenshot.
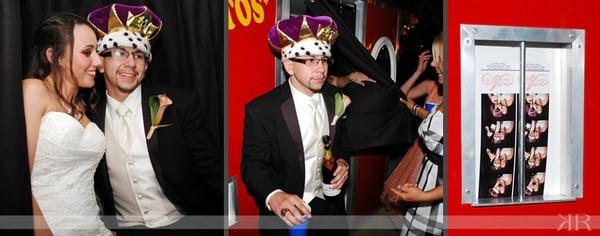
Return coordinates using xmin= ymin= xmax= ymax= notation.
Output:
xmin=268 ymin=15 xmax=338 ymax=59
xmin=87 ymin=3 xmax=162 ymax=61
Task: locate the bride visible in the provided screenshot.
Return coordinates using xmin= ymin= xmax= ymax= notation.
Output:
xmin=23 ymin=13 xmax=111 ymax=236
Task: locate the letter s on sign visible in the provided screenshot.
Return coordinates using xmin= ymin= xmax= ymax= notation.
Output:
xmin=228 ymin=0 xmax=268 ymax=30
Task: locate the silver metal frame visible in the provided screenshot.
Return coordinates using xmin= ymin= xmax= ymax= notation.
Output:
xmin=354 ymin=0 xmax=365 ymax=43
xmin=275 ymin=0 xmax=291 ymax=86
xmin=227 ymin=177 xmax=239 ymax=227
xmin=460 ymin=24 xmax=584 ymax=206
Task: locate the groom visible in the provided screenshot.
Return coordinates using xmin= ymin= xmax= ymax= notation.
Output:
xmin=87 ymin=4 xmax=222 ymax=235
xmin=242 ymin=15 xmax=349 ymax=235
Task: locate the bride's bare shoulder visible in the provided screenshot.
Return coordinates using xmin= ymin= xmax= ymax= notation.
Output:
xmin=23 ymin=78 xmax=53 ymax=113
xmin=23 ymin=78 xmax=48 ymax=91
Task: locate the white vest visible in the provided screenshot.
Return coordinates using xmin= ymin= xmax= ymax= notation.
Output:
xmin=104 ymin=88 xmax=183 ymax=228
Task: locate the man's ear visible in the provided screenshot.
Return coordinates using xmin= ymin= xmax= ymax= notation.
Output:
xmin=98 ymin=57 xmax=105 ymax=73
xmin=282 ymin=59 xmax=294 ymax=76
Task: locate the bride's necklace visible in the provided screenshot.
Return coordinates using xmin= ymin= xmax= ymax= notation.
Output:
xmin=60 ymin=101 xmax=83 ymax=120
xmin=43 ymin=78 xmax=82 ymax=120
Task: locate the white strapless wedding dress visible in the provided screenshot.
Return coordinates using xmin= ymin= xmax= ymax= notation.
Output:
xmin=30 ymin=112 xmax=111 ymax=236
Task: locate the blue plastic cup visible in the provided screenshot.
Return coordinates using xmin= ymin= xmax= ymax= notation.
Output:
xmin=288 ymin=217 xmax=310 ymax=236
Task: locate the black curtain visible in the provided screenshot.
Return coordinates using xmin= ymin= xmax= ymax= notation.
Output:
xmin=306 ymin=0 xmax=396 ymax=89
xmin=0 ymin=1 xmax=31 ymax=235
xmin=305 ymin=0 xmax=416 ymax=153
xmin=0 ymin=0 xmax=223 ymax=234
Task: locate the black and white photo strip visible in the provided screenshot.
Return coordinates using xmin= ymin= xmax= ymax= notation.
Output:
xmin=524 ymin=93 xmax=550 ymax=196
xmin=479 ymin=94 xmax=518 ymax=199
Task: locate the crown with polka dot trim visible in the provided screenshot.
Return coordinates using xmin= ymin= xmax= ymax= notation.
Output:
xmin=268 ymin=15 xmax=338 ymax=59
xmin=87 ymin=3 xmax=162 ymax=62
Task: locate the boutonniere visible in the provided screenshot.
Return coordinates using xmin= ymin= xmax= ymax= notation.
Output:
xmin=146 ymin=93 xmax=173 ymax=140
xmin=330 ymin=92 xmax=351 ymax=126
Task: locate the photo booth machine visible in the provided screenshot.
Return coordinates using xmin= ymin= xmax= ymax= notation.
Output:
xmin=460 ymin=24 xmax=584 ymax=206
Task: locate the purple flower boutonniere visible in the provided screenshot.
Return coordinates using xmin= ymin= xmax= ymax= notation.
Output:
xmin=146 ymin=94 xmax=173 ymax=140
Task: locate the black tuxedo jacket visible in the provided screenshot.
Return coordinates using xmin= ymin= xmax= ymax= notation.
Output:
xmin=90 ymin=83 xmax=223 ymax=227
xmin=241 ymin=82 xmax=345 ymax=216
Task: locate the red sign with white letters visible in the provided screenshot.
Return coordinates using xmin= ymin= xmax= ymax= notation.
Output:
xmin=228 ymin=0 xmax=276 ymax=235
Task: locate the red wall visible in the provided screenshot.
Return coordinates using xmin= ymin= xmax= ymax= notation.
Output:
xmin=364 ymin=3 xmax=398 ymax=53
xmin=227 ymin=0 xmax=276 ymax=235
xmin=447 ymin=0 xmax=600 ymax=235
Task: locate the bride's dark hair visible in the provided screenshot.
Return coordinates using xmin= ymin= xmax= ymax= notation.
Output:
xmin=27 ymin=12 xmax=96 ymax=119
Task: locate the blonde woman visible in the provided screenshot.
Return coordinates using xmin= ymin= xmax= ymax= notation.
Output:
xmin=381 ymin=34 xmax=444 ymax=235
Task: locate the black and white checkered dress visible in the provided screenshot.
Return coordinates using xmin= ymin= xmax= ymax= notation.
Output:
xmin=400 ymin=110 xmax=444 ymax=236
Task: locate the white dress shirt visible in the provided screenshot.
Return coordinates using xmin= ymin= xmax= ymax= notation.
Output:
xmin=265 ymin=81 xmax=329 ymax=210
xmin=105 ymin=86 xmax=183 ymax=228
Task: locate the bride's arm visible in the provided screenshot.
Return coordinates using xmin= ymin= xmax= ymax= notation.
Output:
xmin=23 ymin=79 xmax=52 ymax=236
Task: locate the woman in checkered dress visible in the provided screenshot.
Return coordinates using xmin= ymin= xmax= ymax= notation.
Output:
xmin=388 ymin=34 xmax=445 ymax=235
xmin=380 ymin=33 xmax=444 ymax=209
xmin=392 ymin=107 xmax=444 ymax=236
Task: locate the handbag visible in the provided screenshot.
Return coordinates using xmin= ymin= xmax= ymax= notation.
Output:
xmin=380 ymin=139 xmax=425 ymax=211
